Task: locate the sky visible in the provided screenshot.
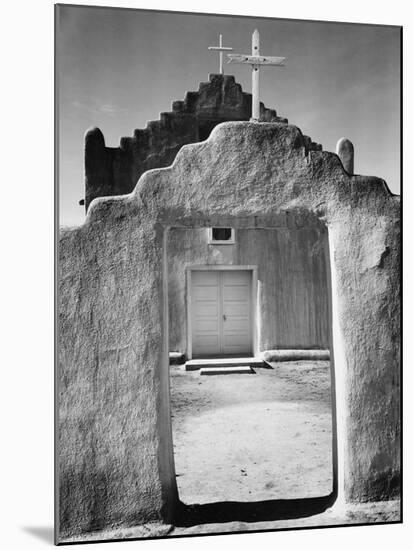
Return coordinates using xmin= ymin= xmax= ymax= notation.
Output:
xmin=56 ymin=5 xmax=401 ymax=227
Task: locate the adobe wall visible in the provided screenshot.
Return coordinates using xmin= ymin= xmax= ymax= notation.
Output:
xmin=84 ymin=74 xmax=322 ymax=210
xmin=59 ymin=121 xmax=400 ymax=539
xmin=167 ymin=226 xmax=329 ymax=354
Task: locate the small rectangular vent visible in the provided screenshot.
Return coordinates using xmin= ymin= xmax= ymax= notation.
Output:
xmin=208 ymin=228 xmax=235 ymax=244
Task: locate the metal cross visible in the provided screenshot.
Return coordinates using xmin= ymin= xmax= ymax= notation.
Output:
xmin=228 ymin=29 xmax=286 ymax=121
xmin=208 ymin=34 xmax=233 ymax=75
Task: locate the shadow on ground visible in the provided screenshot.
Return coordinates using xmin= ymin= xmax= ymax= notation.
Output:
xmin=174 ymin=493 xmax=337 ymax=527
xmin=22 ymin=526 xmax=54 ymax=544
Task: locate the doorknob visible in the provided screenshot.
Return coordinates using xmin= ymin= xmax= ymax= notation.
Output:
xmin=223 ymin=314 xmax=227 ymax=321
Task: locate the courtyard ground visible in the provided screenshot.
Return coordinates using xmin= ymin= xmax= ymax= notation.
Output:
xmin=62 ymin=360 xmax=401 ymax=543
xmin=170 ymin=360 xmax=334 ymax=505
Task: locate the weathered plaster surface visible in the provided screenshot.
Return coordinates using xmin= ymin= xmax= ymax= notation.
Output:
xmin=84 ymin=74 xmax=322 ymax=210
xmin=59 ymin=121 xmax=400 ymax=539
xmin=59 ymin=220 xmax=177 ymax=536
xmin=336 ymin=137 xmax=354 ymax=175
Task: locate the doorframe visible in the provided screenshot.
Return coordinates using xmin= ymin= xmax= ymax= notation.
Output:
xmin=186 ymin=265 xmax=258 ymax=360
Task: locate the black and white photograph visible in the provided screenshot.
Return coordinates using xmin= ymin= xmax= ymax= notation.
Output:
xmin=3 ymin=1 xmax=413 ymax=549
xmin=53 ymin=2 xmax=403 ymax=545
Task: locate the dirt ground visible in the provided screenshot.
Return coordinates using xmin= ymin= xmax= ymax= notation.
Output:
xmin=63 ymin=499 xmax=401 ymax=543
xmin=62 ymin=360 xmax=402 ymax=545
xmin=63 ymin=363 xmax=401 ymax=545
xmin=170 ymin=360 xmax=334 ymax=505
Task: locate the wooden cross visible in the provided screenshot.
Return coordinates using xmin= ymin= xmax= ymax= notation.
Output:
xmin=208 ymin=34 xmax=233 ymax=75
xmin=228 ymin=30 xmax=286 ymax=121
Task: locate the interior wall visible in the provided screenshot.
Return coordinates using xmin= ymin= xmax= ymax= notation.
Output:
xmin=167 ymin=225 xmax=329 ymax=355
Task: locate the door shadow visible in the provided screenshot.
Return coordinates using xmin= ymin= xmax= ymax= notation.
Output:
xmin=174 ymin=493 xmax=336 ymax=527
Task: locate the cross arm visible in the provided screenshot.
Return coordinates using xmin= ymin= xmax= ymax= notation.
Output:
xmin=227 ymin=54 xmax=286 ymax=66
xmin=208 ymin=46 xmax=233 ymax=51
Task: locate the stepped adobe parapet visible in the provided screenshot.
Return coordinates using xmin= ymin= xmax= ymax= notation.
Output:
xmin=83 ymin=74 xmax=322 ymax=210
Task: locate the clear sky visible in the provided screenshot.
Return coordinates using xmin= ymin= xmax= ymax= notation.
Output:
xmin=56 ymin=4 xmax=401 ymax=227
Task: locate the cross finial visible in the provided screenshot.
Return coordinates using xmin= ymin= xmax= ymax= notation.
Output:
xmin=228 ymin=30 xmax=286 ymax=121
xmin=252 ymin=29 xmax=259 ymax=54
xmin=208 ymin=34 xmax=233 ymax=75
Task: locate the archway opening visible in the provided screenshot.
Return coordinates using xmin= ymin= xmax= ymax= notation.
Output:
xmin=164 ymin=213 xmax=338 ymax=522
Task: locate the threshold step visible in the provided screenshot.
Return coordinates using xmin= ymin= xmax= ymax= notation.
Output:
xmin=200 ymin=366 xmax=255 ymax=375
xmin=185 ymin=357 xmax=264 ymax=371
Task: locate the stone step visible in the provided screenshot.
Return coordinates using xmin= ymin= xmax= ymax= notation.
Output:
xmin=185 ymin=357 xmax=264 ymax=371
xmin=200 ymin=366 xmax=255 ymax=375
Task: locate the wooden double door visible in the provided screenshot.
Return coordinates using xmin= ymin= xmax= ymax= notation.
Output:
xmin=191 ymin=270 xmax=252 ymax=357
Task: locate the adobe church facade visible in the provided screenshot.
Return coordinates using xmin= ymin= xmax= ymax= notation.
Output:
xmin=83 ymin=74 xmax=329 ymax=359
xmin=58 ymin=75 xmax=400 ymax=540
xmin=83 ymin=74 xmax=296 ymax=210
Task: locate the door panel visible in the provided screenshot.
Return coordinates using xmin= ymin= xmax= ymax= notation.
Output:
xmin=192 ymin=271 xmax=220 ymax=356
xmin=222 ymin=271 xmax=249 ymax=284
xmin=193 ymin=286 xmax=219 ymax=301
xmin=191 ymin=270 xmax=252 ymax=357
xmin=194 ymin=303 xmax=219 ymax=317
xmin=224 ymin=318 xmax=250 ymax=331
xmin=222 ymin=271 xmax=251 ymax=355
xmin=193 ymin=335 xmax=220 ymax=355
xmin=222 ymin=287 xmax=249 ymax=302
xmin=224 ymin=303 xmax=248 ymax=316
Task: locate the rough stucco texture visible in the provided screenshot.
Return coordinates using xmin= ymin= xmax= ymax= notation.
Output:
xmin=84 ymin=74 xmax=321 ymax=210
xmin=336 ymin=138 xmax=354 ymax=175
xmin=167 ymin=226 xmax=329 ymax=353
xmin=59 ymin=121 xmax=400 ymax=538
